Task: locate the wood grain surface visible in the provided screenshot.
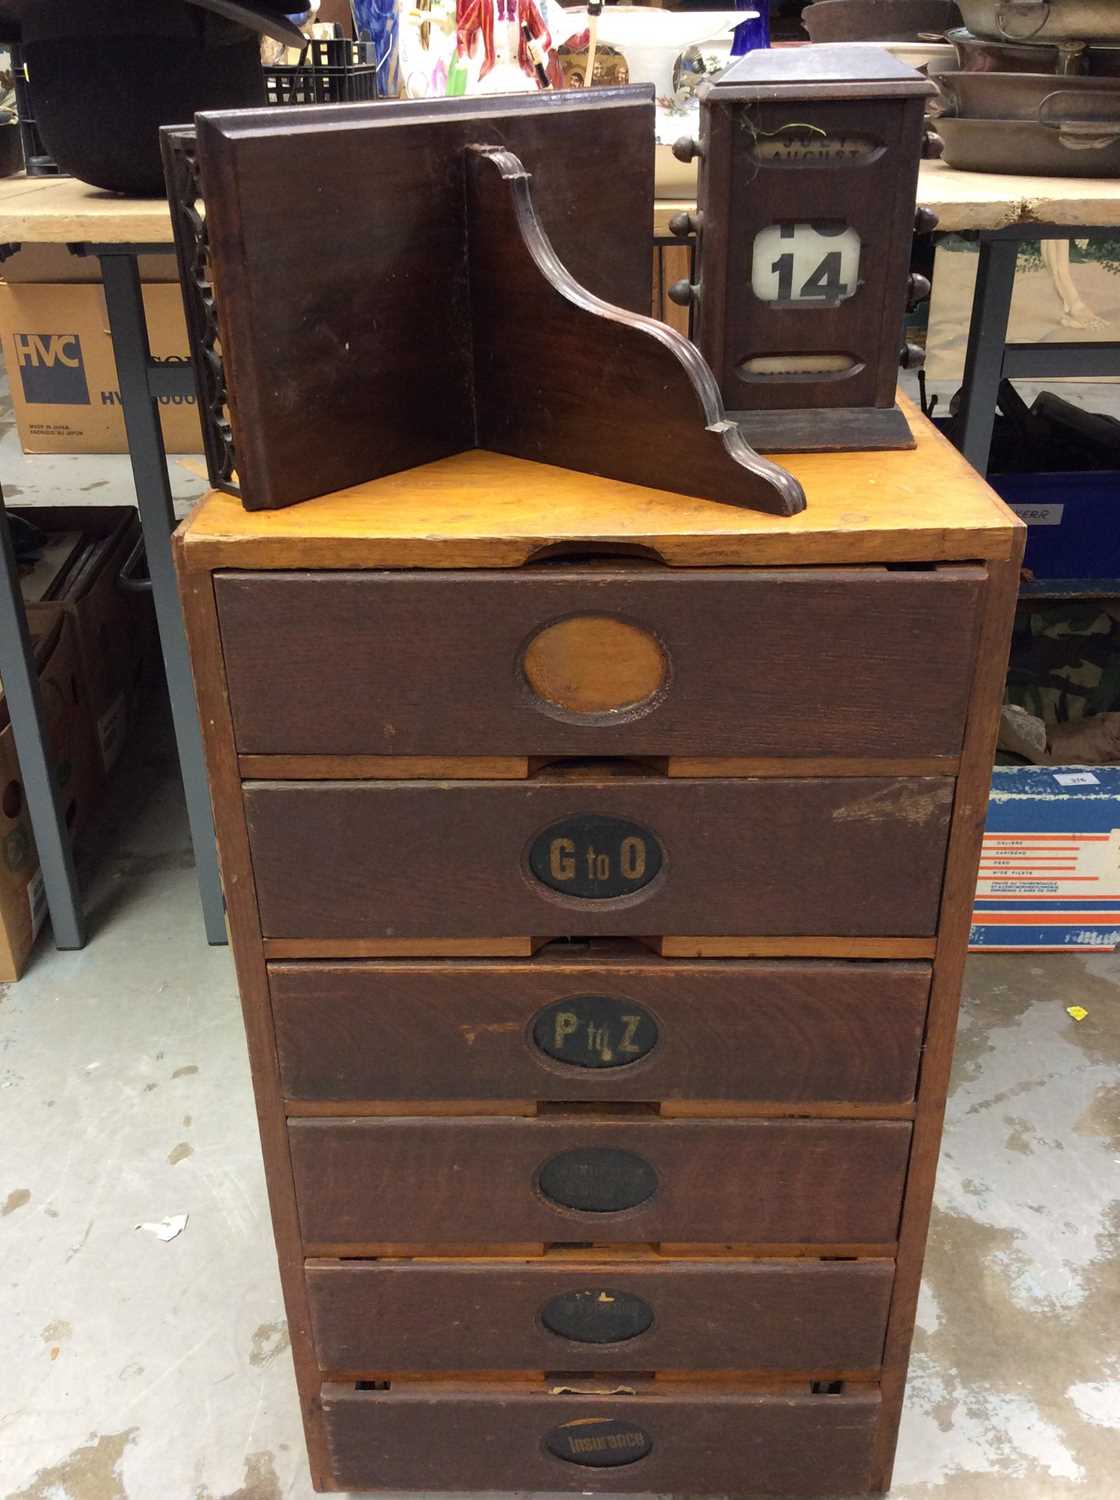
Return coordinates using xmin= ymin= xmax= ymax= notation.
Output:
xmin=196 ymin=91 xmax=655 ymax=510
xmin=175 ymin=400 xmax=1020 ymax=574
xmin=244 ymin=776 xmax=954 ymax=941
xmin=215 ymin=567 xmax=983 ymax=758
xmin=288 ymin=1116 xmax=910 ymax=1248
xmin=872 ymin=551 xmax=1025 ymax=1490
xmin=320 ymin=1381 xmax=881 ymax=1494
xmin=270 ymin=953 xmax=929 ymax=1106
xmin=305 ymin=1258 xmax=894 ymax=1375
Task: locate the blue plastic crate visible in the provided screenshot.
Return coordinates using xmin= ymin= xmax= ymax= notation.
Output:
xmin=990 ymin=471 xmax=1120 ymax=583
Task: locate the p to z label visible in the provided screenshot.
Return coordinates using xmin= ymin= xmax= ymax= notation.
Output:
xmin=532 ymin=996 xmax=659 ymax=1069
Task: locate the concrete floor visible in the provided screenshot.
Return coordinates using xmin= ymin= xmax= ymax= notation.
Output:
xmin=0 ymin=696 xmax=1116 ymax=1500
xmin=1 ymin=386 xmax=1119 ymax=1497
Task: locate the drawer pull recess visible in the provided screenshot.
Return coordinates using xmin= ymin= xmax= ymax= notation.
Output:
xmin=529 ymin=816 xmax=663 ymax=900
xmin=544 ymin=1417 xmax=653 ymax=1467
xmin=532 ymin=996 xmax=659 ymax=1069
xmin=537 ymin=1148 xmax=658 ymax=1212
xmin=540 ymin=1287 xmax=655 ymax=1345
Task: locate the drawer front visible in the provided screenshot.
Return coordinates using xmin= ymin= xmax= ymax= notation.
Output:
xmin=273 ymin=956 xmax=929 ymax=1105
xmin=306 ymin=1258 xmax=894 ymax=1374
xmin=321 ymin=1382 xmax=880 ymax=1495
xmin=216 ymin=567 xmax=983 ymax=757
xmin=245 ymin=776 xmax=953 ymax=939
xmin=289 ymin=1117 xmax=910 ymax=1248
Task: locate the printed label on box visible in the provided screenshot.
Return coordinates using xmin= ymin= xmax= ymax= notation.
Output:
xmin=1010 ymin=503 xmax=1064 ymax=527
xmin=1054 ymin=772 xmax=1100 ymax=787
xmin=97 ymin=691 xmax=127 ymax=772
xmin=13 ymin=332 xmax=90 ymax=405
xmin=27 ymin=867 xmax=46 ymax=940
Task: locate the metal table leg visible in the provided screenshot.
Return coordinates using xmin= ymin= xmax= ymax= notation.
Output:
xmin=97 ymin=250 xmax=227 ymax=945
xmin=956 ymin=235 xmax=1020 ymax=475
xmin=0 ymin=500 xmax=85 ymax=949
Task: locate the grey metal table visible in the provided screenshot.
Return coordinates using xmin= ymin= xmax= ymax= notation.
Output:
xmin=0 ymin=176 xmax=225 ymax=949
xmin=956 ymin=223 xmax=1120 ymax=473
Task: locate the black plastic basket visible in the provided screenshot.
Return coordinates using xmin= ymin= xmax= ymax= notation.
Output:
xmin=264 ymin=38 xmax=380 ymax=105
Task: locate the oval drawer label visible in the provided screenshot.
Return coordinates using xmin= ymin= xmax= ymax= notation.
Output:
xmin=538 ymin=1148 xmax=657 ymax=1213
xmin=528 ymin=816 xmax=662 ymax=900
xmin=544 ymin=1417 xmax=652 ymax=1467
xmin=541 ymin=1288 xmax=654 ymax=1345
xmin=532 ymin=996 xmax=659 ymax=1070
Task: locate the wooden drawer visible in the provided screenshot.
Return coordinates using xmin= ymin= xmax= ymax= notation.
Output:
xmin=215 ymin=566 xmax=983 ymax=758
xmin=306 ymin=1257 xmax=894 ymax=1374
xmin=320 ymin=1380 xmax=880 ymax=1494
xmin=245 ymin=776 xmax=953 ymax=940
xmin=289 ymin=1117 xmax=910 ymax=1250
xmin=273 ymin=950 xmax=929 ymax=1105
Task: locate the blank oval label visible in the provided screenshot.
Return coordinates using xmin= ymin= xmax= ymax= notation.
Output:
xmin=541 ymin=1288 xmax=654 ymax=1345
xmin=545 ymin=1417 xmax=652 ymax=1467
xmin=522 ymin=615 xmax=667 ymax=717
xmin=533 ymin=996 xmax=658 ymax=1070
xmin=538 ymin=1148 xmax=657 ymax=1213
xmin=529 ymin=816 xmax=662 ymax=900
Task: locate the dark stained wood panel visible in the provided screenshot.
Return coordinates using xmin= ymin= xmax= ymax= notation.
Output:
xmin=288 ymin=1116 xmax=910 ymax=1247
xmin=306 ymin=1258 xmax=894 ymax=1374
xmin=215 ymin=567 xmax=984 ymax=757
xmin=243 ymin=776 xmax=954 ymax=940
xmin=196 ymin=91 xmax=655 ymax=511
xmin=271 ymin=953 xmax=929 ymax=1105
xmin=321 ymin=1381 xmax=881 ymax=1495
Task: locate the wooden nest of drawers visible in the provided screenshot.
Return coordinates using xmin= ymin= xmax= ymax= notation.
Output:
xmin=174 ymin=403 xmax=1023 ymax=1495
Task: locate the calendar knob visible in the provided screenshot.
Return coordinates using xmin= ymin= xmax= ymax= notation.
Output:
xmin=672 ymin=135 xmax=702 ymax=164
xmin=907 ymin=273 xmax=932 ymax=308
xmin=899 ymin=343 xmax=926 ymax=372
xmin=914 ymin=207 xmax=939 ymax=236
xmin=669 ymin=211 xmax=701 ymax=239
xmin=667 ymin=279 xmax=698 ymax=307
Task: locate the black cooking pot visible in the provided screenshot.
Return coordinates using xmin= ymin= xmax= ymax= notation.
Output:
xmin=22 ymin=0 xmax=278 ymax=194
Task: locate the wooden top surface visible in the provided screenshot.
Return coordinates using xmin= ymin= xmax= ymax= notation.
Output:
xmin=0 ymin=174 xmax=174 ymax=244
xmin=177 ymin=397 xmax=1020 ymax=572
xmin=654 ymin=159 xmax=1120 ymax=237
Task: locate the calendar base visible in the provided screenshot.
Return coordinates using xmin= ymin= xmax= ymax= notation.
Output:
xmin=732 ymin=403 xmax=917 ymax=455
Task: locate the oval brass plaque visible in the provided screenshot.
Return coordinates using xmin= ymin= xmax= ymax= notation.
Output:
xmin=528 ymin=816 xmax=662 ymax=900
xmin=532 ymin=995 xmax=658 ymax=1070
xmin=541 ymin=1288 xmax=655 ymax=1345
xmin=522 ymin=615 xmax=667 ymax=717
xmin=544 ymin=1417 xmax=652 ymax=1467
xmin=538 ymin=1148 xmax=657 ymax=1213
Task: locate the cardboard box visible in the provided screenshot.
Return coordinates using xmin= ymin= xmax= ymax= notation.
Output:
xmin=0 ymin=245 xmax=180 ymax=283
xmin=0 ymin=281 xmax=202 ymax=454
xmin=971 ymin=765 xmax=1120 ymax=952
xmin=15 ymin=506 xmax=158 ymax=774
xmin=0 ymin=608 xmax=102 ymax=983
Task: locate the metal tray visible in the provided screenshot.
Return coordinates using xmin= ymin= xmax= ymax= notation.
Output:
xmin=958 ymin=0 xmax=1120 ymax=44
xmin=934 ymin=105 xmax=1120 ymax=172
xmin=932 ymin=67 xmax=1120 ymax=114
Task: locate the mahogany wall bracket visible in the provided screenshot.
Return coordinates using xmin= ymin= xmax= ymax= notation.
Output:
xmin=166 ymin=90 xmax=805 ymax=516
xmin=468 ymin=145 xmax=805 ymax=516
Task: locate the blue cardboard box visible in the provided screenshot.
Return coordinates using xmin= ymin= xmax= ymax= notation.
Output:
xmin=971 ymin=765 xmax=1120 ymax=951
xmin=989 ymin=472 xmax=1120 ymax=584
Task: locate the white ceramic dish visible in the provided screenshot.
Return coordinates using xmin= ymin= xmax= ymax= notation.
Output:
xmin=555 ymin=5 xmax=750 ymax=99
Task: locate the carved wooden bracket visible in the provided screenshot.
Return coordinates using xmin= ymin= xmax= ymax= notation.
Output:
xmin=176 ymin=89 xmax=805 ymax=515
xmin=468 ymin=147 xmax=805 ymax=517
